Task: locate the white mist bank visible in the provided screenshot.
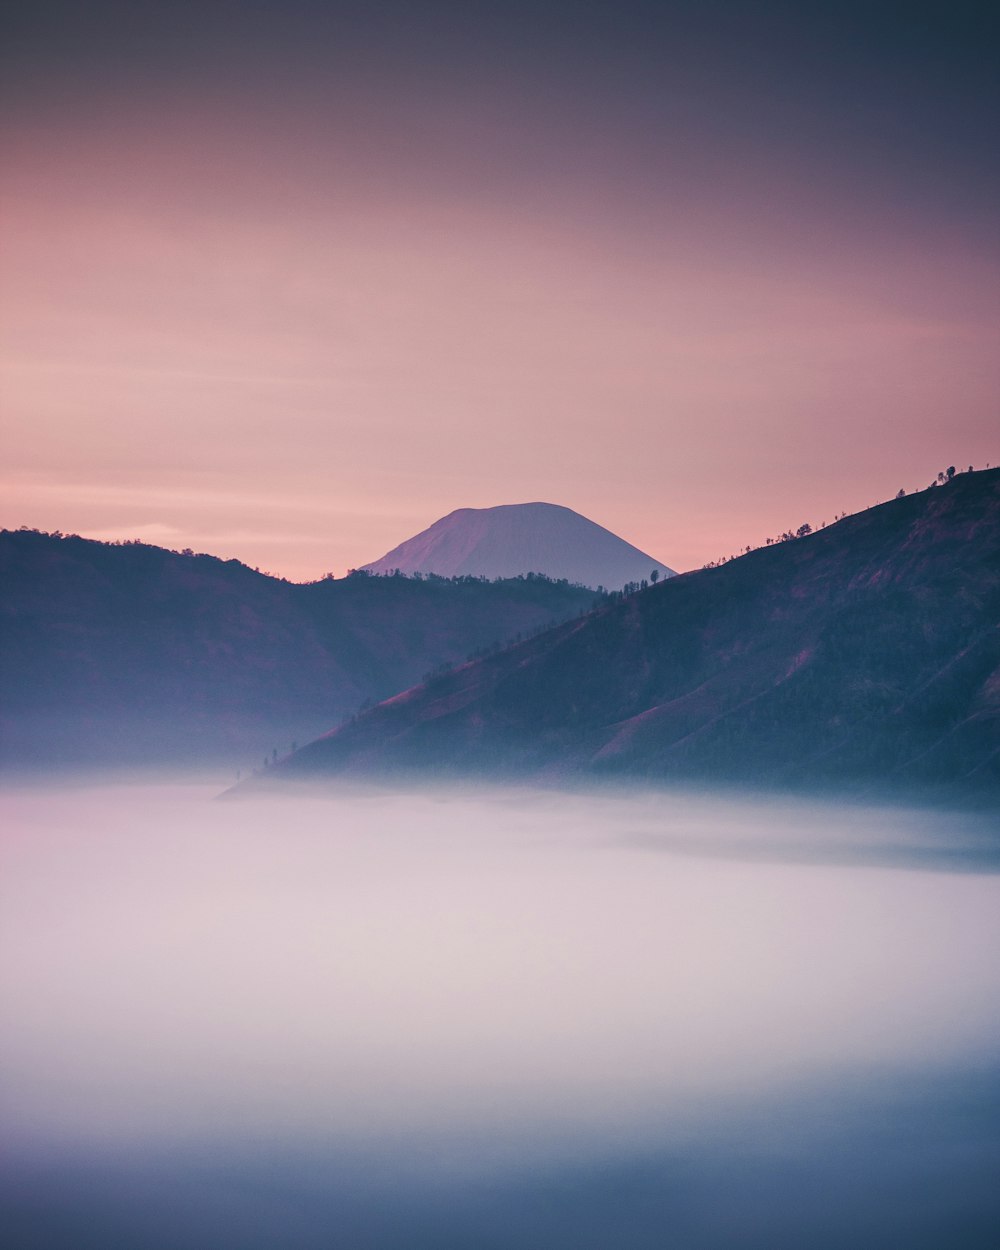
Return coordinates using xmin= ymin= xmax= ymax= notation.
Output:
xmin=1 ymin=782 xmax=998 ymax=1167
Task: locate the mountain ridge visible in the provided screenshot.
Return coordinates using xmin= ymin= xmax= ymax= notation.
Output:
xmin=0 ymin=534 xmax=596 ymax=769
xmin=268 ymin=470 xmax=1000 ymax=801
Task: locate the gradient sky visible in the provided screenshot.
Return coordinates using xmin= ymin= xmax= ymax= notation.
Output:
xmin=2 ymin=1 xmax=997 ymax=578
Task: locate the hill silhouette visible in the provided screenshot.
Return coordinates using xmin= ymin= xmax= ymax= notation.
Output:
xmin=273 ymin=470 xmax=1000 ymax=801
xmin=0 ymin=537 xmax=595 ymax=770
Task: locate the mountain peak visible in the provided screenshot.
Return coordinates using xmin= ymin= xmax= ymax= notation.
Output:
xmin=361 ymin=502 xmax=673 ymax=590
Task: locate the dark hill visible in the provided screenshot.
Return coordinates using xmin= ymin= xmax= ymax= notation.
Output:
xmin=274 ymin=470 xmax=1000 ymax=801
xmin=0 ymin=535 xmax=595 ymax=770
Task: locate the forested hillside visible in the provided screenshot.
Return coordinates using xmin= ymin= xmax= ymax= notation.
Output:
xmin=272 ymin=470 xmax=1000 ymax=801
xmin=0 ymin=532 xmax=595 ymax=769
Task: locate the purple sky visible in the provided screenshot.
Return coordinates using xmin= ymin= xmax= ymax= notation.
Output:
xmin=2 ymin=2 xmax=997 ymax=578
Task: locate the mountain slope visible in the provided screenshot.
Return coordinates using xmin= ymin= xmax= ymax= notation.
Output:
xmin=362 ymin=502 xmax=673 ymax=589
xmin=277 ymin=470 xmax=1000 ymax=799
xmin=0 ymin=536 xmax=595 ymax=769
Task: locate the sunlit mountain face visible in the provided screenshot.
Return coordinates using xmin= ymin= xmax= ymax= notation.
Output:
xmin=361 ymin=502 xmax=673 ymax=588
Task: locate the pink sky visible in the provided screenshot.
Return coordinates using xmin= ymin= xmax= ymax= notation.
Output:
xmin=2 ymin=63 xmax=997 ymax=579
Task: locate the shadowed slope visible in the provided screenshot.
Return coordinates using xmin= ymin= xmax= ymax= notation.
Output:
xmin=276 ymin=470 xmax=1000 ymax=799
xmin=0 ymin=538 xmax=595 ymax=769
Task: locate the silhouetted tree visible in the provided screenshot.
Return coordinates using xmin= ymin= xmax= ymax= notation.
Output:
xmin=650 ymin=569 xmax=660 ymax=584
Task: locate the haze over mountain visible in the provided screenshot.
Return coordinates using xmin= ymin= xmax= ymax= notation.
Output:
xmin=268 ymin=470 xmax=1000 ymax=801
xmin=362 ymin=503 xmax=673 ymax=589
xmin=0 ymin=536 xmax=595 ymax=770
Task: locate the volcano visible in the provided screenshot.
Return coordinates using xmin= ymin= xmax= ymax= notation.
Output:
xmin=362 ymin=502 xmax=673 ymax=590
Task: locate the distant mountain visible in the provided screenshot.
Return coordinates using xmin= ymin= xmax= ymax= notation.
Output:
xmin=271 ymin=470 xmax=1000 ymax=801
xmin=0 ymin=535 xmax=595 ymax=770
xmin=362 ymin=502 xmax=673 ymax=590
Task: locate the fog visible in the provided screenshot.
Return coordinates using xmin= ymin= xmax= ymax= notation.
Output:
xmin=2 ymin=781 xmax=999 ymax=1247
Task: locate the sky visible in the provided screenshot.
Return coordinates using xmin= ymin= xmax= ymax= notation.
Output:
xmin=2 ymin=0 xmax=997 ymax=579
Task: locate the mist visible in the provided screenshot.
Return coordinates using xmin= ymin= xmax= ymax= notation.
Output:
xmin=2 ymin=780 xmax=998 ymax=1247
